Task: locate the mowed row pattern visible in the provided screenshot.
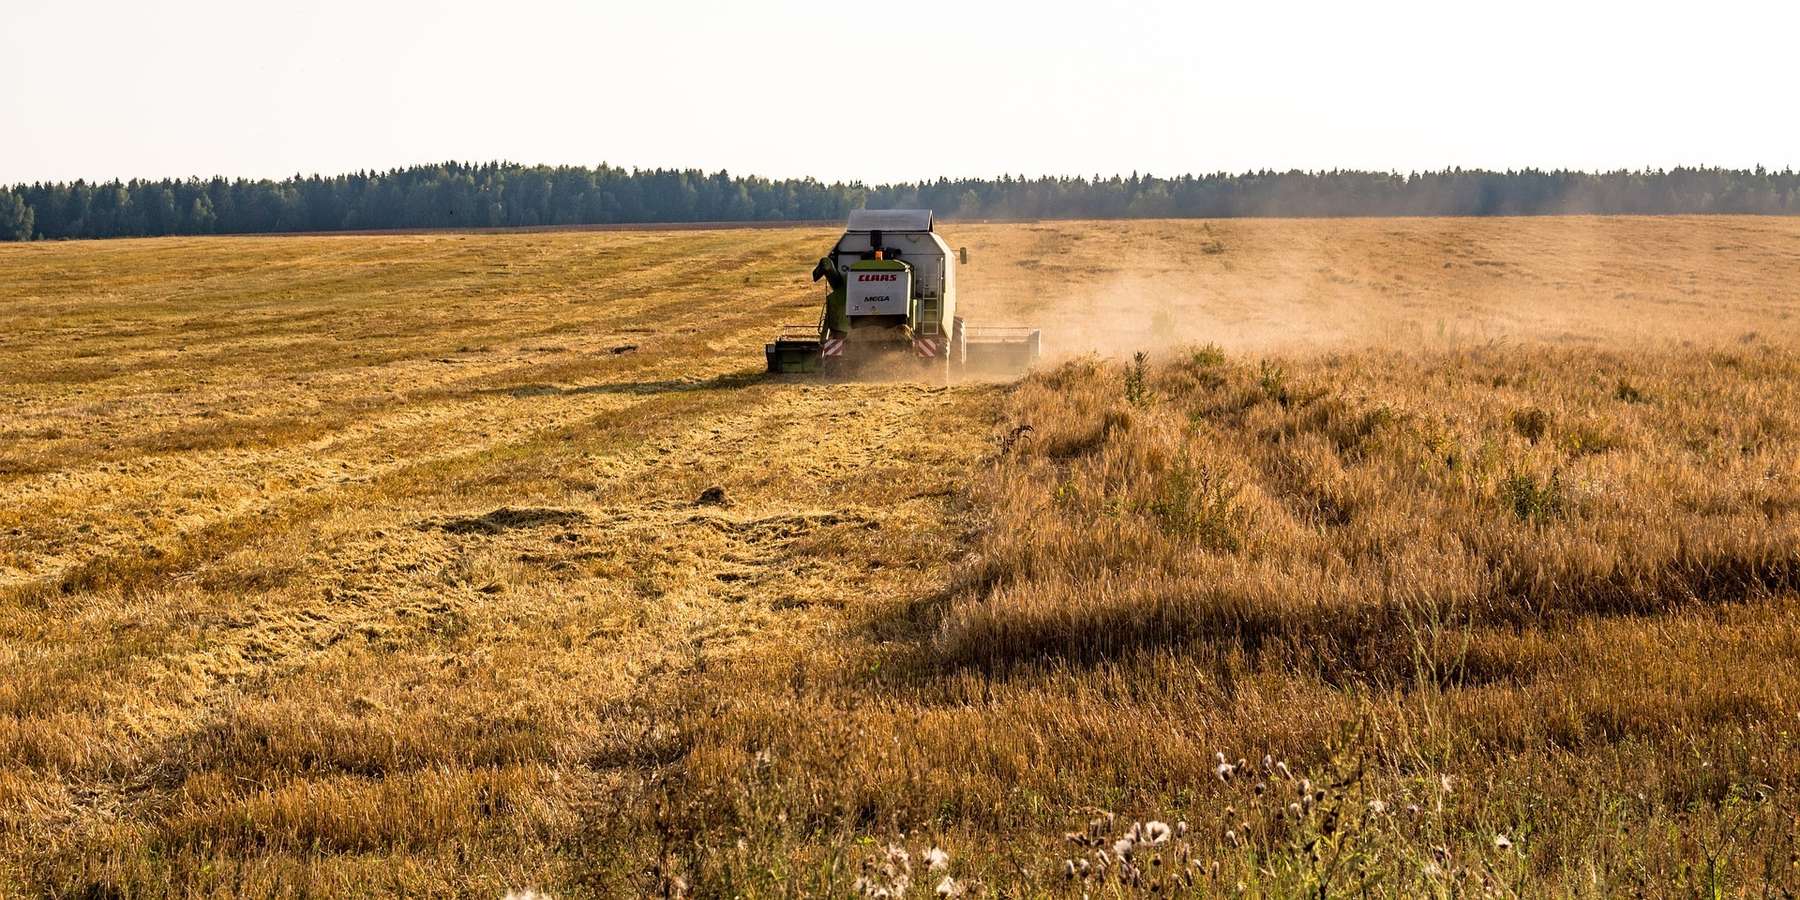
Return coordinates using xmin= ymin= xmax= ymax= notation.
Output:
xmin=0 ymin=228 xmax=997 ymax=894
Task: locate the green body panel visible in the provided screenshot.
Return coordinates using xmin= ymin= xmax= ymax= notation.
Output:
xmin=825 ymin=288 xmax=849 ymax=333
xmin=765 ymin=340 xmax=823 ymax=373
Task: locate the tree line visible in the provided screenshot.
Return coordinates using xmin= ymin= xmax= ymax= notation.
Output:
xmin=4 ymin=162 xmax=1799 ymax=241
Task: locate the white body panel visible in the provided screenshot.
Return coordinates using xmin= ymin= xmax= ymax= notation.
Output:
xmin=847 ymin=268 xmax=910 ymax=317
xmin=846 ymin=209 xmax=933 ymax=231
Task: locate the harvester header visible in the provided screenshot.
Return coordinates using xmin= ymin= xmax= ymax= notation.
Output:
xmin=765 ymin=210 xmax=1041 ymax=377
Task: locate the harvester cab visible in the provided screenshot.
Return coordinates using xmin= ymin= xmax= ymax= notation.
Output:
xmin=765 ymin=209 xmax=1041 ymax=377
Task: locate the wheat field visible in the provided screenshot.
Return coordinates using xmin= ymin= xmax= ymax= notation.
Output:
xmin=3 ymin=217 xmax=1799 ymax=896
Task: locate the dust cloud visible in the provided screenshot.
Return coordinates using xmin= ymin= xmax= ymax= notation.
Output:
xmin=947 ymin=217 xmax=1796 ymax=361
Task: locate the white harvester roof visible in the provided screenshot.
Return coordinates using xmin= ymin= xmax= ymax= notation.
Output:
xmin=846 ymin=209 xmax=933 ymax=232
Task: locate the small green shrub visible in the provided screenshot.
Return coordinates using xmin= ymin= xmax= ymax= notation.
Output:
xmin=1497 ymin=469 xmax=1567 ymax=523
xmin=1145 ymin=454 xmax=1249 ymax=551
xmin=1190 ymin=344 xmax=1226 ymax=368
xmin=1124 ymin=352 xmax=1150 ymax=406
xmin=1258 ymin=360 xmax=1291 ymax=406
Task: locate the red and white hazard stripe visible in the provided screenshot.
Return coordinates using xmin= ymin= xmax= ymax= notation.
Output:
xmin=912 ymin=337 xmax=938 ymax=358
xmin=822 ymin=338 xmax=845 ymax=357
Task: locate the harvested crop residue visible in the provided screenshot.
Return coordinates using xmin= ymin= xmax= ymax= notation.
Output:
xmin=6 ymin=217 xmax=1800 ymax=894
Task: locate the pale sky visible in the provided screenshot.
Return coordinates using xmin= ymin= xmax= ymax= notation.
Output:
xmin=5 ymin=0 xmax=1797 ymax=185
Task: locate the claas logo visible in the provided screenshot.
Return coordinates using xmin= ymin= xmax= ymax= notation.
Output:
xmin=856 ymin=274 xmax=899 ymax=282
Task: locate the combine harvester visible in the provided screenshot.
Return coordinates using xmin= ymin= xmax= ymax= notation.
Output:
xmin=765 ymin=209 xmax=1040 ymax=378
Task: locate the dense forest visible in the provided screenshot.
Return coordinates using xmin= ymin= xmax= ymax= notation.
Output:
xmin=4 ymin=162 xmax=1799 ymax=241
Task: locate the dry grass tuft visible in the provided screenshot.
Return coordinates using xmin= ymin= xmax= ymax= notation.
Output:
xmin=942 ymin=344 xmax=1800 ymax=674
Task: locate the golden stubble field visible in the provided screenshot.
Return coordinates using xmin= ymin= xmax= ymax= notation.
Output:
xmin=2 ymin=216 xmax=1799 ymax=896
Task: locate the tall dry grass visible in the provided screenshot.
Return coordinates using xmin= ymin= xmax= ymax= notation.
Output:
xmin=600 ymin=337 xmax=1800 ymax=894
xmin=944 ymin=342 xmax=1800 ymax=674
